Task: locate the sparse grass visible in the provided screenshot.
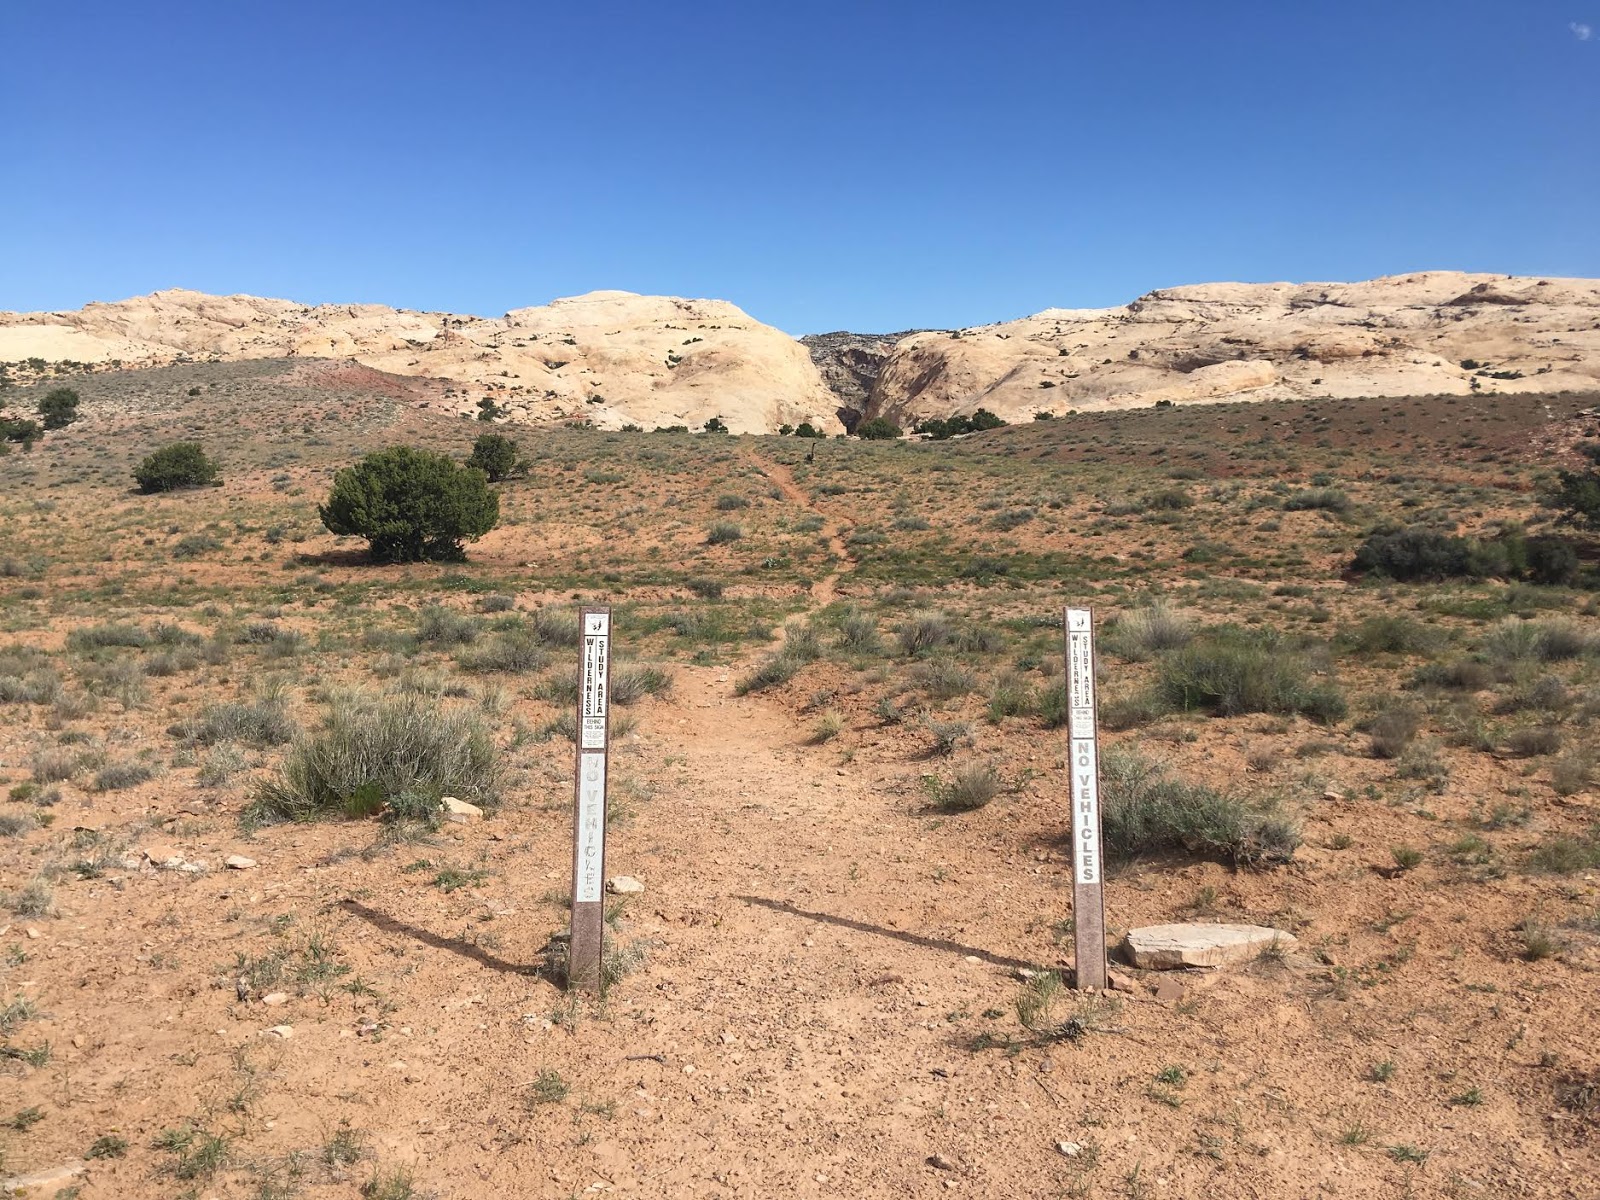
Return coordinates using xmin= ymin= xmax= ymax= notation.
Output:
xmin=361 ymin=1165 xmax=416 ymax=1200
xmin=1156 ymin=633 xmax=1346 ymax=722
xmin=1100 ymin=745 xmax=1298 ymax=866
xmin=1528 ymin=826 xmax=1600 ymax=874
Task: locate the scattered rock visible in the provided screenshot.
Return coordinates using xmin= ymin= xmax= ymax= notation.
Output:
xmin=441 ymin=796 xmax=483 ymax=823
xmin=927 ymin=1154 xmax=955 ymax=1171
xmin=225 ymin=855 xmax=257 ymax=870
xmin=142 ymin=845 xmax=184 ymax=869
xmin=1107 ymin=970 xmax=1136 ymax=992
xmin=264 ymin=1025 xmax=293 ymax=1039
xmin=1153 ymin=977 xmax=1187 ymax=1004
xmin=1323 ymin=789 xmax=1346 ymax=801
xmin=1057 ymin=1141 xmax=1084 ymax=1157
xmin=606 ymin=876 xmax=645 ymax=895
xmin=1122 ymin=923 xmax=1297 ymax=969
xmin=0 ymin=1160 xmax=87 ymax=1192
xmin=261 ymin=992 xmax=290 ymax=1007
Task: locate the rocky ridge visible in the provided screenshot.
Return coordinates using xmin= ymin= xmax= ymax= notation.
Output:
xmin=3 ymin=272 xmax=1596 ymax=433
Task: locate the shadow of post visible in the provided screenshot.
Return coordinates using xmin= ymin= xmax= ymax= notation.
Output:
xmin=733 ymin=894 xmax=1049 ymax=974
xmin=339 ymin=898 xmax=562 ymax=984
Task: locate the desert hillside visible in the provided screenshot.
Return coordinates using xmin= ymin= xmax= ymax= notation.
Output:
xmin=3 ymin=272 xmax=1598 ymax=434
xmin=0 ymin=289 xmax=843 ymax=436
xmin=864 ymin=272 xmax=1600 ymax=426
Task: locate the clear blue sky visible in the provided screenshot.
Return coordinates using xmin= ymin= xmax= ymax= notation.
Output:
xmin=3 ymin=1 xmax=1596 ymax=333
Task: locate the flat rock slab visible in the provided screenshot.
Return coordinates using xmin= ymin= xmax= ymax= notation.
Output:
xmin=2 ymin=1160 xmax=87 ymax=1193
xmin=1122 ymin=923 xmax=1296 ymax=969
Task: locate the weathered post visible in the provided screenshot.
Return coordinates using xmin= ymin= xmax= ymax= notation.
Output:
xmin=1064 ymin=606 xmax=1108 ymax=991
xmin=568 ymin=606 xmax=612 ymax=992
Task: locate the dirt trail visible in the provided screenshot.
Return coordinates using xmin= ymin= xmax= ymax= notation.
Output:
xmin=747 ymin=452 xmax=852 ymax=605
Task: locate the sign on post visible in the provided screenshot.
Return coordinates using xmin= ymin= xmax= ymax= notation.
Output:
xmin=1064 ymin=607 xmax=1108 ymax=991
xmin=569 ymin=607 xmax=612 ymax=992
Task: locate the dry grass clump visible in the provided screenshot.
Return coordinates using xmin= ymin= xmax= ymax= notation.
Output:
xmin=1156 ymin=632 xmax=1346 ymax=723
xmin=896 ymin=610 xmax=952 ymax=657
xmin=250 ymin=692 xmax=500 ymax=823
xmin=1100 ymin=745 xmax=1299 ymax=866
xmin=930 ymin=762 xmax=1001 ymax=812
xmin=1104 ymin=601 xmax=1193 ymax=661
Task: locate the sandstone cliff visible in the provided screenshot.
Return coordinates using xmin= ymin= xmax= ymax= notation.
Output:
xmin=0 ymin=289 xmax=843 ymax=435
xmin=863 ymin=272 xmax=1600 ymax=427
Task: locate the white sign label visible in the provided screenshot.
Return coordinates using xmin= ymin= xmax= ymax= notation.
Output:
xmin=1066 ymin=607 xmax=1102 ymax=886
xmin=1070 ymin=735 xmax=1101 ymax=885
xmin=574 ymin=750 xmax=607 ymax=902
xmin=580 ymin=612 xmax=610 ymax=750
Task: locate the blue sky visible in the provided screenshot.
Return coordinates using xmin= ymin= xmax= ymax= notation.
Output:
xmin=3 ymin=1 xmax=1596 ymax=332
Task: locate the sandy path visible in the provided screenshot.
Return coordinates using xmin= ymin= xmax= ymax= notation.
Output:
xmin=745 ymin=451 xmax=852 ymax=605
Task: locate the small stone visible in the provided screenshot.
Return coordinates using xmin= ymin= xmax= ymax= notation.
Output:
xmin=441 ymin=796 xmax=482 ymax=823
xmin=927 ymin=1154 xmax=955 ymax=1171
xmin=177 ymin=861 xmax=207 ymax=874
xmin=25 ymin=927 xmax=39 ymax=940
xmin=264 ymin=1025 xmax=293 ymax=1039
xmin=1323 ymin=789 xmax=1345 ymax=801
xmin=143 ymin=845 xmax=184 ymax=868
xmin=1057 ymin=1141 xmax=1083 ymax=1157
xmin=71 ymin=1035 xmax=85 ymax=1049
xmin=1122 ymin=923 xmax=1297 ymax=970
xmin=261 ymin=992 xmax=290 ymax=1007
xmin=1107 ymin=970 xmax=1136 ymax=992
xmin=225 ymin=855 xmax=257 ymax=870
xmin=607 ymin=876 xmax=645 ymax=895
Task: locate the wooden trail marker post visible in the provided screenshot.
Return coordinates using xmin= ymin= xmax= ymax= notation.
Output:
xmin=569 ymin=607 xmax=612 ymax=993
xmin=1065 ymin=606 xmax=1108 ymax=991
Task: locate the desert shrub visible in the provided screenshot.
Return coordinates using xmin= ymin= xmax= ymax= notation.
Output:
xmin=706 ymin=520 xmax=743 ymax=545
xmin=37 ymin=387 xmax=80 ymax=430
xmin=896 ymin=610 xmax=952 ymax=657
xmin=67 ymin=622 xmax=152 ymax=651
xmin=1351 ymin=526 xmax=1530 ymax=582
xmin=925 ymin=717 xmax=974 ymax=755
xmin=94 ymin=759 xmax=157 ymax=791
xmin=1156 ymin=633 xmax=1346 ymax=722
xmin=251 ymin=692 xmax=500 ymax=823
xmin=714 ymin=494 xmax=749 ymax=511
xmin=1484 ymin=619 xmax=1593 ymax=664
xmin=931 ymin=762 xmax=1001 ymax=812
xmin=525 ymin=607 xmax=580 ymax=647
xmin=834 ymin=606 xmax=882 ymax=654
xmin=1105 ymin=601 xmax=1192 ymax=661
xmin=1284 ymin=487 xmax=1350 ymax=513
xmin=1528 ymin=826 xmax=1600 ymax=873
xmin=466 ymin=432 xmax=521 ymax=482
xmin=953 ymin=623 xmax=1004 ymax=654
xmin=609 ymin=662 xmax=671 ymax=704
xmin=176 ymin=697 xmax=295 ymax=748
xmin=1550 ymin=753 xmax=1595 ymax=797
xmin=1505 ymin=726 xmax=1562 ymax=757
xmin=478 ymin=593 xmax=516 ymax=613
xmin=172 ymin=533 xmax=223 ymax=558
xmin=1367 ymin=705 xmax=1423 ymax=759
xmin=910 ymin=659 xmax=976 ymax=700
xmin=735 ymin=651 xmax=804 ymax=694
xmin=198 ymin=744 xmax=250 ymax=788
xmin=0 ymin=415 xmax=41 ymax=445
xmin=1145 ymin=487 xmax=1193 ymax=511
xmin=1409 ymin=659 xmax=1491 ymax=691
xmin=456 ymin=630 xmax=546 ymax=673
xmin=986 ymin=670 xmax=1034 ymax=722
xmin=686 ymin=576 xmax=724 ymax=599
xmin=854 ymin=417 xmax=902 ymax=440
xmin=0 ymin=668 xmax=61 ymax=706
xmin=134 ymin=442 xmax=221 ymax=492
xmin=1547 ymin=456 xmax=1600 ymax=529
xmin=782 ymin=619 xmax=823 ymax=663
xmin=1100 ymin=746 xmax=1299 ymax=866
xmin=1526 ymin=538 xmax=1580 ymax=585
xmin=1340 ymin=616 xmax=1445 ymax=656
xmin=416 ymin=606 xmax=481 ymax=646
xmin=319 ymin=447 xmax=499 ymax=563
